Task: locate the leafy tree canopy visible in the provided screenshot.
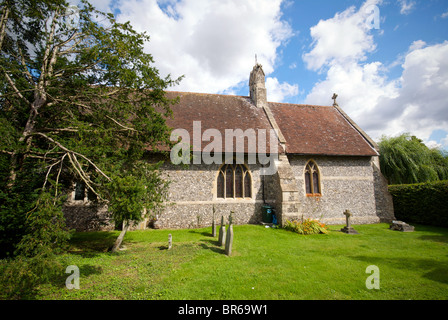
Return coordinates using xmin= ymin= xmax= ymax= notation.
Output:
xmin=0 ymin=0 xmax=181 ymax=257
xmin=378 ymin=133 xmax=448 ymax=185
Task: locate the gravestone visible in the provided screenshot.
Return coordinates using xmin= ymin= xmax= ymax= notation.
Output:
xmin=212 ymin=205 xmax=217 ymax=237
xmin=340 ymin=210 xmax=359 ymax=234
xmin=218 ymin=216 xmax=226 ymax=246
xmin=168 ymin=234 xmax=172 ymax=250
xmin=389 ymin=220 xmax=414 ymax=232
xmin=225 ymin=212 xmax=234 ymax=256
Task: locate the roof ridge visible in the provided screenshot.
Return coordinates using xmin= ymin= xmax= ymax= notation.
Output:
xmin=165 ymin=90 xmax=249 ymax=99
xmin=166 ymin=90 xmax=335 ymax=108
xmin=268 ymin=101 xmax=333 ymax=108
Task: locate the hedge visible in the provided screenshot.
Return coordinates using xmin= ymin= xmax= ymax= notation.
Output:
xmin=388 ymin=180 xmax=448 ymax=227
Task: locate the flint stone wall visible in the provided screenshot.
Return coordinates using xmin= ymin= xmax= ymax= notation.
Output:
xmin=287 ymin=155 xmax=394 ymax=225
xmin=155 ymin=159 xmax=269 ymax=229
xmin=62 ymin=153 xmax=394 ymax=231
xmin=63 ymin=202 xmax=115 ymax=232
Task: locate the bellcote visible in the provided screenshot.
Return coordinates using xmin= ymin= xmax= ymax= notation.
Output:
xmin=249 ymin=63 xmax=267 ymax=108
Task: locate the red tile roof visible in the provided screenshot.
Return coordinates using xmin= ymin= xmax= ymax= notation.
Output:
xmin=268 ymin=102 xmax=378 ymax=156
xmin=162 ymin=91 xmax=378 ymax=157
xmin=164 ymin=91 xmax=282 ymax=154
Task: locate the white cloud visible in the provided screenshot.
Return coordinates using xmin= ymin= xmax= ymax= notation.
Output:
xmin=302 ymin=0 xmax=380 ymax=71
xmin=365 ymin=41 xmax=448 ymax=141
xmin=398 ymin=0 xmax=416 ymax=15
xmin=105 ymin=0 xmax=293 ymax=95
xmin=303 ymin=1 xmax=448 ymax=145
xmin=305 ymin=61 xmax=398 ymax=118
xmin=408 ymin=39 xmax=426 ymax=51
xmin=87 ymin=0 xmax=113 ymax=12
xmin=266 ymin=77 xmax=299 ymax=102
xmin=426 ymin=140 xmax=442 ymax=149
xmin=441 ymin=11 xmax=448 ymax=19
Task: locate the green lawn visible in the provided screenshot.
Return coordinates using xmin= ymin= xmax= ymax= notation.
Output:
xmin=35 ymin=223 xmax=448 ymax=300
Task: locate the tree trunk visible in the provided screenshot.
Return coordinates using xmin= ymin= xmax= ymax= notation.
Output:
xmin=111 ymin=221 xmax=129 ymax=253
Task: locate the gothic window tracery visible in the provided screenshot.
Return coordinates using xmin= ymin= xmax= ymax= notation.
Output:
xmin=305 ymin=160 xmax=321 ymax=195
xmin=216 ymin=164 xmax=252 ymax=199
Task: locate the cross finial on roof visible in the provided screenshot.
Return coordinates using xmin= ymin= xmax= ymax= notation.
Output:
xmin=255 ymin=54 xmax=258 ymax=65
xmin=332 ymin=93 xmax=338 ymax=106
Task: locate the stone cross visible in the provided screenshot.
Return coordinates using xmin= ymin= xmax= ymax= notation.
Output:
xmin=168 ymin=234 xmax=172 ymax=250
xmin=218 ymin=216 xmax=226 ymax=246
xmin=332 ymin=93 xmax=338 ymax=106
xmin=341 ymin=209 xmax=358 ymax=234
xmin=225 ymin=211 xmax=234 ymax=256
xmin=228 ymin=211 xmax=233 ymax=225
xmin=212 ymin=205 xmax=217 ymax=237
xmin=344 ymin=209 xmax=352 ymax=228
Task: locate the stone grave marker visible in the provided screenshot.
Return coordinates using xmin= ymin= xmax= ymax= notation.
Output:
xmin=168 ymin=234 xmax=172 ymax=250
xmin=212 ymin=205 xmax=217 ymax=237
xmin=340 ymin=209 xmax=359 ymax=234
xmin=218 ymin=216 xmax=226 ymax=246
xmin=225 ymin=211 xmax=234 ymax=256
xmin=389 ymin=220 xmax=414 ymax=232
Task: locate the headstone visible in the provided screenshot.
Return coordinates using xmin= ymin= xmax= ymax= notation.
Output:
xmin=389 ymin=220 xmax=414 ymax=232
xmin=212 ymin=205 xmax=217 ymax=237
xmin=225 ymin=212 xmax=234 ymax=256
xmin=218 ymin=216 xmax=226 ymax=246
xmin=168 ymin=234 xmax=172 ymax=250
xmin=340 ymin=210 xmax=359 ymax=234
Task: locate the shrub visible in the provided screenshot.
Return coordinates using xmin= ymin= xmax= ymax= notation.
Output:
xmin=388 ymin=180 xmax=448 ymax=227
xmin=0 ymin=252 xmax=63 ymax=299
xmin=284 ymin=219 xmax=329 ymax=235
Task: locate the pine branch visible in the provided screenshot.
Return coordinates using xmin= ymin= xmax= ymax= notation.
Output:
xmin=106 ymin=115 xmax=137 ymax=132
xmin=0 ymin=6 xmax=9 ymax=50
xmin=31 ymin=132 xmax=112 ymax=182
xmin=1 ymin=67 xmax=33 ymax=108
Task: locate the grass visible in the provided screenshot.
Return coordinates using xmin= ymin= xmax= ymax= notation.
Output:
xmin=34 ymin=223 xmax=448 ymax=300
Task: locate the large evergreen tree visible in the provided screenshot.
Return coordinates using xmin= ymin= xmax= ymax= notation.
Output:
xmin=0 ymin=0 xmax=181 ymax=256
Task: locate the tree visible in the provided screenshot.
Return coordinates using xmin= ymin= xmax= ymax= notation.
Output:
xmin=378 ymin=133 xmax=448 ymax=185
xmin=0 ymin=0 xmax=181 ymax=256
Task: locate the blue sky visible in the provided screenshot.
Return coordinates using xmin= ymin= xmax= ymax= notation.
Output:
xmin=92 ymin=0 xmax=448 ymax=150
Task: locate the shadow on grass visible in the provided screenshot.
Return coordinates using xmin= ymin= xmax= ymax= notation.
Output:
xmin=68 ymin=231 xmax=118 ymax=257
xmin=188 ymin=229 xmax=214 ymax=237
xmin=44 ymin=263 xmax=104 ymax=292
xmin=412 ymin=224 xmax=448 ymax=244
xmin=418 ymin=234 xmax=448 ymax=244
xmin=199 ymin=239 xmax=225 ymax=254
xmin=350 ymin=255 xmax=448 ymax=285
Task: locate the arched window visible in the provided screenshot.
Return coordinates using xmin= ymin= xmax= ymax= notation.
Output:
xmin=74 ymin=182 xmax=85 ymax=200
xmin=217 ymin=164 xmax=252 ymax=199
xmin=305 ymin=160 xmax=321 ymax=195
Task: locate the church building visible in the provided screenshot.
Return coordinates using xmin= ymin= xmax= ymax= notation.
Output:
xmin=63 ymin=63 xmax=395 ymax=231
